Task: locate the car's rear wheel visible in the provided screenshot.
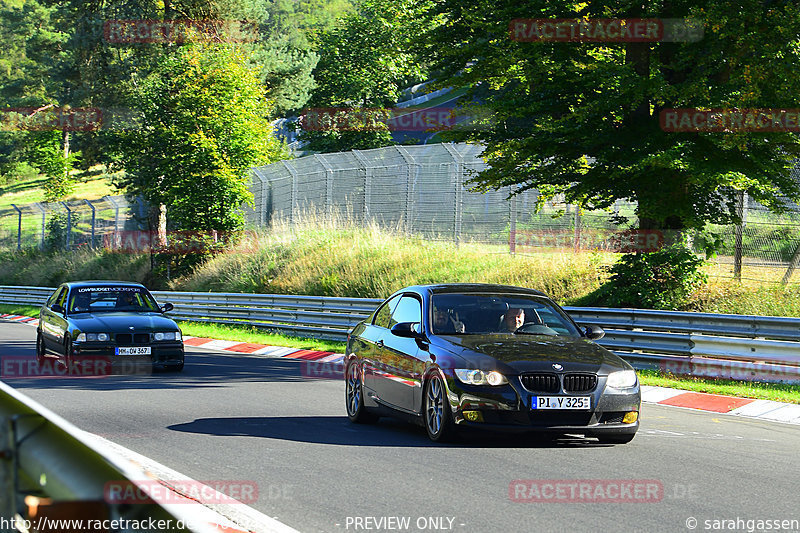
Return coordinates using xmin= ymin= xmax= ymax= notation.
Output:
xmin=597 ymin=433 xmax=636 ymax=445
xmin=345 ymin=361 xmax=378 ymax=423
xmin=424 ymin=374 xmax=456 ymax=442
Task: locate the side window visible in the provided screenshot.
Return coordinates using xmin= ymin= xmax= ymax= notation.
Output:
xmin=388 ymin=296 xmax=422 ymax=329
xmin=47 ymin=287 xmax=65 ymax=307
xmin=54 ymin=288 xmax=68 ymax=308
xmin=372 ymin=295 xmax=401 ymax=329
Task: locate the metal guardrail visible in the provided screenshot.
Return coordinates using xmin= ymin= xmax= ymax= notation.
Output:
xmin=0 ymin=381 xmax=208 ymax=532
xmin=2 ymin=286 xmax=799 ymax=382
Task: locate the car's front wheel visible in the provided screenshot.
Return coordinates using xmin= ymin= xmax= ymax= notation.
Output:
xmin=345 ymin=361 xmax=378 ymax=423
xmin=424 ymin=374 xmax=456 ymax=442
xmin=36 ymin=331 xmax=46 ymax=365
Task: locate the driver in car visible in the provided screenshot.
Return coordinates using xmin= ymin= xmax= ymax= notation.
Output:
xmin=116 ymin=292 xmax=138 ymax=309
xmin=72 ymin=292 xmax=91 ymax=312
xmin=433 ymin=307 xmax=465 ymax=334
xmin=501 ymin=307 xmax=525 ymax=332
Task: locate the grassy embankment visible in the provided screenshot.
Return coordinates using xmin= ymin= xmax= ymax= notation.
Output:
xmin=2 ymin=178 xmax=800 ymax=402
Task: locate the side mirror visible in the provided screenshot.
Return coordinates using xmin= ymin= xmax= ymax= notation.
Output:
xmin=51 ymin=304 xmax=65 ymax=315
xmin=161 ymin=302 xmax=174 ymax=313
xmin=584 ymin=325 xmax=605 ymax=340
xmin=390 ymin=322 xmax=422 ymax=338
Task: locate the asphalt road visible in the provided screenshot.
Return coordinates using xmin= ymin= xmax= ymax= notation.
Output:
xmin=2 ymin=319 xmax=799 ymax=533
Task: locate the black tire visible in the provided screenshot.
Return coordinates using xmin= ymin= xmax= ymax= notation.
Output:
xmin=597 ymin=433 xmax=636 ymax=445
xmin=424 ymin=374 xmax=457 ymax=442
xmin=36 ymin=331 xmax=47 ymax=366
xmin=63 ymin=338 xmax=73 ymax=375
xmin=345 ymin=361 xmax=378 ymax=424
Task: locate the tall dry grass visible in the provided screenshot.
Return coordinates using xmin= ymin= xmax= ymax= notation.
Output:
xmin=169 ymin=214 xmax=613 ymax=303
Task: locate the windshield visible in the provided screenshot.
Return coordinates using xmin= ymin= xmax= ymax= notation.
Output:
xmin=430 ymin=292 xmax=581 ymax=337
xmin=67 ymin=286 xmax=159 ymax=314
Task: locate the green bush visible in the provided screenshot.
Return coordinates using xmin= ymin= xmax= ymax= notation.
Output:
xmin=602 ymin=245 xmax=707 ymax=310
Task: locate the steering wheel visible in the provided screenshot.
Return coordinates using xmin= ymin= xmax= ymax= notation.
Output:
xmin=515 ymin=323 xmax=559 ymax=336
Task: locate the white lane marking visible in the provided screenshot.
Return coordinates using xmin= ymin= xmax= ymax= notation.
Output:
xmin=88 ymin=434 xmax=300 ymax=533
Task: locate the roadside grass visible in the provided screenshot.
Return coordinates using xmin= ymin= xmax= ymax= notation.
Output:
xmin=0 ymin=164 xmax=120 ymax=211
xmin=637 ymin=369 xmax=800 ymax=404
xmin=0 ymin=304 xmax=40 ymax=317
xmin=169 ymin=218 xmax=613 ymax=303
xmin=176 ymin=321 xmax=345 ymax=353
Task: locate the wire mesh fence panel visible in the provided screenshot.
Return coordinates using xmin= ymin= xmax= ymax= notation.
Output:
xmin=248 ymin=143 xmax=800 ymax=281
xmin=0 ymin=195 xmax=140 ymax=252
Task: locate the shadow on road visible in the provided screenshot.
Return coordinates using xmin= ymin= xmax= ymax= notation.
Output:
xmin=1 ymin=344 xmax=327 ymax=391
xmin=167 ymin=415 xmax=601 ymax=448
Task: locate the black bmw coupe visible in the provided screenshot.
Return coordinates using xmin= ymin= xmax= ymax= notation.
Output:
xmin=37 ymin=281 xmax=184 ymax=373
xmin=345 ymin=284 xmax=640 ymax=443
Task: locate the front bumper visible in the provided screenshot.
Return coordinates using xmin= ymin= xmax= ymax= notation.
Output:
xmin=71 ymin=342 xmax=185 ymax=368
xmin=446 ymin=374 xmax=640 ymax=436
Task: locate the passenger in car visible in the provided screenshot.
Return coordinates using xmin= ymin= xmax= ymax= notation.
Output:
xmin=433 ymin=307 xmax=466 ymax=334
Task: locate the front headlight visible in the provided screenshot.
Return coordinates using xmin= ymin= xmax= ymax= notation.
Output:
xmin=454 ymin=369 xmax=508 ymax=386
xmin=77 ymin=333 xmax=110 ymax=342
xmin=154 ymin=332 xmax=180 ymax=341
xmin=607 ymin=370 xmax=638 ymax=389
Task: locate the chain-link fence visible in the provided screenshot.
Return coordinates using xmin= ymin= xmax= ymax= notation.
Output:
xmin=248 ymin=142 xmax=800 ymax=280
xmin=0 ymin=195 xmax=145 ymax=251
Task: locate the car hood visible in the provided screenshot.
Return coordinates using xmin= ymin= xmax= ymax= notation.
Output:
xmin=70 ymin=312 xmax=178 ymax=332
xmin=433 ymin=334 xmax=628 ymax=374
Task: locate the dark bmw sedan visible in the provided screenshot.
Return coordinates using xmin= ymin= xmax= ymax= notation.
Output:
xmin=345 ymin=284 xmax=640 ymax=443
xmin=37 ymin=281 xmax=184 ymax=372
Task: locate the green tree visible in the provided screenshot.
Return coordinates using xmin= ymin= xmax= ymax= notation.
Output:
xmin=425 ymin=0 xmax=800 ymax=231
xmin=300 ymin=0 xmax=433 ymax=152
xmin=113 ymin=43 xmax=288 ymax=233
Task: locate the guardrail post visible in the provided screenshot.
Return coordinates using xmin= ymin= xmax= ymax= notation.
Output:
xmin=0 ymin=417 xmax=16 ymax=520
xmin=11 ymin=204 xmax=22 ymax=250
xmin=61 ymin=202 xmax=72 ymax=250
xmin=84 ymin=199 xmax=96 ymax=248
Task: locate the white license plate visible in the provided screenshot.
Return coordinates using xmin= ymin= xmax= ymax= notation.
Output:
xmin=116 ymin=346 xmax=151 ymax=355
xmin=531 ymin=396 xmax=591 ymax=410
